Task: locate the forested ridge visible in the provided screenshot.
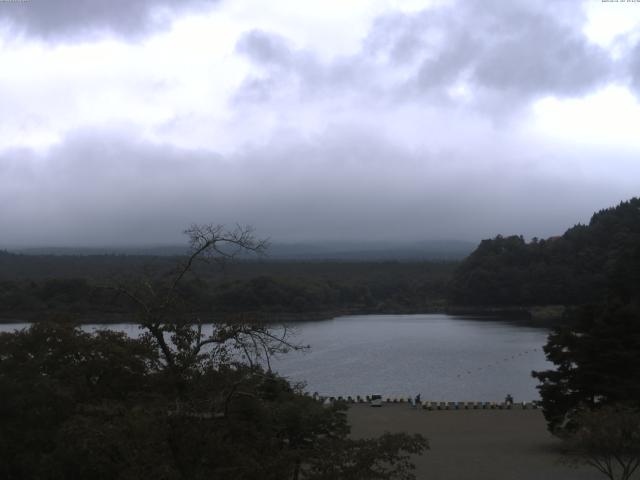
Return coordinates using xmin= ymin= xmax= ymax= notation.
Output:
xmin=450 ymin=197 xmax=640 ymax=307
xmin=3 ymin=197 xmax=639 ymax=321
xmin=0 ymin=255 xmax=454 ymax=321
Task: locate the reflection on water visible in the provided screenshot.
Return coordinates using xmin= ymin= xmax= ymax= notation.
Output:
xmin=0 ymin=314 xmax=551 ymax=401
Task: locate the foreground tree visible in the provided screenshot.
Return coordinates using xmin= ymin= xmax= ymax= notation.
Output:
xmin=0 ymin=323 xmax=159 ymax=479
xmin=0 ymin=225 xmax=428 ymax=479
xmin=112 ymin=224 xmax=279 ymax=372
xmin=532 ymin=301 xmax=640 ymax=433
xmin=532 ymin=236 xmax=640 ymax=480
xmin=562 ymin=405 xmax=640 ymax=480
xmin=533 ymin=236 xmax=640 ymax=432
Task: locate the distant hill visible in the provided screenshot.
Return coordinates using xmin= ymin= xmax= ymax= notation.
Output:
xmin=9 ymin=246 xmax=190 ymax=257
xmin=266 ymin=240 xmax=475 ymax=261
xmin=450 ymin=197 xmax=640 ymax=306
xmin=10 ymin=240 xmax=475 ymax=261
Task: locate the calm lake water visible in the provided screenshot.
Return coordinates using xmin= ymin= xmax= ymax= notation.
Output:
xmin=0 ymin=314 xmax=551 ymax=401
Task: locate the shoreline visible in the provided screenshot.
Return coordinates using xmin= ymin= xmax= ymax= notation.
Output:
xmin=0 ymin=305 xmax=563 ymax=325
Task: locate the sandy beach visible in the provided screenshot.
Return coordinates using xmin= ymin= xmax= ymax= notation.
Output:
xmin=348 ymin=404 xmax=603 ymax=480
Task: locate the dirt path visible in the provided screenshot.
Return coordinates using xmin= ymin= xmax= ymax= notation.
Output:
xmin=348 ymin=405 xmax=603 ymax=480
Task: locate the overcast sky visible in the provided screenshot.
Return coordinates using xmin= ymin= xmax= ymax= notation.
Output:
xmin=1 ymin=0 xmax=639 ymax=247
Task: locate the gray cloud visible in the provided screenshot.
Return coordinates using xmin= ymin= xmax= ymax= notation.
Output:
xmin=411 ymin=2 xmax=609 ymax=99
xmin=235 ymin=0 xmax=614 ymax=113
xmin=1 ymin=127 xmax=635 ymax=247
xmin=630 ymin=41 xmax=640 ymax=93
xmin=234 ymin=29 xmax=364 ymax=104
xmin=1 ymin=1 xmax=636 ymax=249
xmin=0 ymin=0 xmax=217 ymax=40
xmin=236 ymin=30 xmax=293 ymax=67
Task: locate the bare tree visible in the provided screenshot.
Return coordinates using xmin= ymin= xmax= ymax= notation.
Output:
xmin=562 ymin=405 xmax=640 ymax=480
xmin=112 ymin=224 xmax=301 ymax=375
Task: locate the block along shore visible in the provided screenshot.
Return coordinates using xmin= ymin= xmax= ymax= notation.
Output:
xmin=313 ymin=394 xmax=541 ymax=411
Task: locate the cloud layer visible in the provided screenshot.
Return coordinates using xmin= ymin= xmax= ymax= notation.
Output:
xmin=1 ymin=127 xmax=636 ymax=246
xmin=1 ymin=0 xmax=639 ymax=246
xmin=234 ymin=0 xmax=617 ymax=115
xmin=0 ymin=0 xmax=217 ymax=40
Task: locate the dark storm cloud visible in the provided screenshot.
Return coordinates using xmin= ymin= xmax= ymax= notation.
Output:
xmin=235 ymin=0 xmax=614 ymax=111
xmin=1 ymin=128 xmax=635 ymax=247
xmin=0 ymin=0 xmax=217 ymax=40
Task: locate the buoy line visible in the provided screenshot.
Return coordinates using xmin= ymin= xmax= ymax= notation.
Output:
xmin=454 ymin=347 xmax=541 ymax=379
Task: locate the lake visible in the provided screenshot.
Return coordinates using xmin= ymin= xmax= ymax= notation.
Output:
xmin=0 ymin=314 xmax=552 ymax=402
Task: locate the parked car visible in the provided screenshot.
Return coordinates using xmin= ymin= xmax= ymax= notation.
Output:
xmin=370 ymin=394 xmax=383 ymax=407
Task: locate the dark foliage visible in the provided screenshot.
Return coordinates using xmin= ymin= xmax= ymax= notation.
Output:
xmin=532 ymin=201 xmax=640 ymax=434
xmin=561 ymin=405 xmax=640 ymax=480
xmin=0 ymin=261 xmax=455 ymax=322
xmin=0 ymin=323 xmax=427 ymax=479
xmin=450 ymin=197 xmax=640 ymax=306
xmin=532 ymin=301 xmax=640 ymax=433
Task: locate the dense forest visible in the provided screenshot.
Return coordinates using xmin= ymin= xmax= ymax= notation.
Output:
xmin=530 ymin=199 xmax=640 ymax=443
xmin=449 ymin=197 xmax=640 ymax=307
xmin=0 ymin=253 xmax=455 ymax=322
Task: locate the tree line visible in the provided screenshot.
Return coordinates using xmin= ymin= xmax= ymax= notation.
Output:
xmin=0 ymin=259 xmax=454 ymax=322
xmin=450 ymin=198 xmax=640 ymax=307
